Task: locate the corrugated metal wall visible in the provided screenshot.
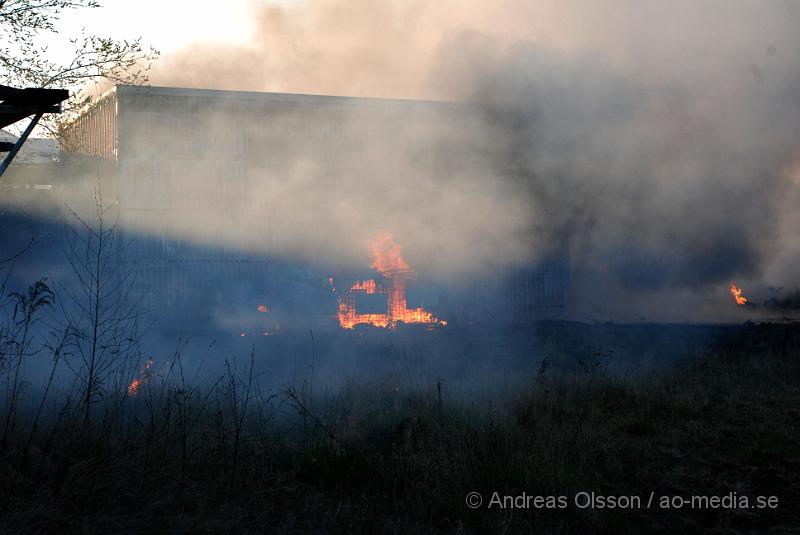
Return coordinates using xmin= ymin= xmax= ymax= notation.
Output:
xmin=60 ymin=90 xmax=118 ymax=158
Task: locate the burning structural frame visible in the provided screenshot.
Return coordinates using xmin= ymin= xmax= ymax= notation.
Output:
xmin=56 ymin=84 xmax=571 ymax=328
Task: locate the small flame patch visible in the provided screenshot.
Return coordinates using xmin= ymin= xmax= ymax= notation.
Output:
xmin=127 ymin=356 xmax=154 ymax=396
xmin=730 ymin=282 xmax=748 ymax=306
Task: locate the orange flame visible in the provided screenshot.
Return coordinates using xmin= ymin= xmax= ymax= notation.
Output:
xmin=336 ymin=233 xmax=446 ymax=329
xmin=370 ymin=232 xmax=410 ymax=272
xmin=351 ymin=279 xmax=378 ymax=293
xmin=127 ymin=356 xmax=154 ymax=396
xmin=730 ymin=282 xmax=748 ymax=306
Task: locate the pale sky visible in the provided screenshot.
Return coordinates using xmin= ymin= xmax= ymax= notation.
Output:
xmin=50 ymin=0 xmax=259 ymax=58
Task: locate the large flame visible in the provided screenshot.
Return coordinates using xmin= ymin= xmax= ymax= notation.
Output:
xmin=370 ymin=232 xmax=411 ymax=272
xmin=336 ymin=233 xmax=446 ymax=329
xmin=730 ymin=282 xmax=748 ymax=306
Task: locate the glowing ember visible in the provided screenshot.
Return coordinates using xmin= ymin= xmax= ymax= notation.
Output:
xmin=127 ymin=356 xmax=154 ymax=396
xmin=336 ymin=233 xmax=446 ymax=329
xmin=730 ymin=282 xmax=748 ymax=306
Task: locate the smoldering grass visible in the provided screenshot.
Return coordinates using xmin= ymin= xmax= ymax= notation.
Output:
xmin=1 ymin=258 xmax=799 ymax=534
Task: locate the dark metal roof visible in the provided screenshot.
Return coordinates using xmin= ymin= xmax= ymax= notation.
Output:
xmin=112 ymin=84 xmax=457 ymax=109
xmin=0 ymin=85 xmax=69 ymax=130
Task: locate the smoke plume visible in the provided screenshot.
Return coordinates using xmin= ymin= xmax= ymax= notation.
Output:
xmin=150 ymin=0 xmax=800 ymax=319
xmin=8 ymin=0 xmax=800 ymax=321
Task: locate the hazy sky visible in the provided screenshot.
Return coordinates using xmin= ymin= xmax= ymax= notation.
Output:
xmin=49 ymin=0 xmax=258 ymax=58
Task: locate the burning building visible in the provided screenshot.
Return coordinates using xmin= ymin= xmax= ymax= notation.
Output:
xmin=52 ymin=85 xmax=569 ymax=331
